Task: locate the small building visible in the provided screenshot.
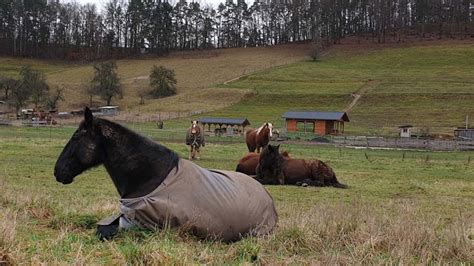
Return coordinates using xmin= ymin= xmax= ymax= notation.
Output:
xmin=454 ymin=128 xmax=474 ymax=140
xmin=282 ymin=111 xmax=349 ymax=135
xmin=199 ymin=117 xmax=251 ymax=136
xmin=399 ymin=125 xmax=413 ymax=138
xmin=97 ymin=106 xmax=119 ymax=116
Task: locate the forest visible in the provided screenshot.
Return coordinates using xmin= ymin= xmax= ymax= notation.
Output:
xmin=0 ymin=0 xmax=472 ymax=60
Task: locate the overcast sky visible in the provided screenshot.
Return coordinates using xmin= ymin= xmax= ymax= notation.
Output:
xmin=74 ymin=0 xmax=234 ymax=9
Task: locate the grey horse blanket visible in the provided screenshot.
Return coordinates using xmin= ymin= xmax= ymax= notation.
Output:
xmin=185 ymin=125 xmax=205 ymax=147
xmin=118 ymin=159 xmax=278 ymax=241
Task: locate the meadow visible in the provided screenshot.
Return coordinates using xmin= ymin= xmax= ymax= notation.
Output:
xmin=2 ymin=40 xmax=473 ymax=136
xmin=0 ymin=125 xmax=473 ymax=264
xmin=214 ymin=39 xmax=474 ymax=136
xmin=1 ymin=39 xmax=473 ymax=264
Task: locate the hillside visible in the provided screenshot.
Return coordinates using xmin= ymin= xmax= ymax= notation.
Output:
xmin=1 ymin=39 xmax=473 ymax=136
xmin=215 ymin=39 xmax=474 ymax=135
xmin=0 ymin=43 xmax=311 ymax=114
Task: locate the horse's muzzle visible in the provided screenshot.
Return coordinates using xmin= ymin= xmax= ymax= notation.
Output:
xmin=54 ymin=167 xmax=74 ymax=184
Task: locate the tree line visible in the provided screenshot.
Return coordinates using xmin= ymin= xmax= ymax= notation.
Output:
xmin=0 ymin=66 xmax=64 ymax=114
xmin=0 ymin=0 xmax=472 ymax=60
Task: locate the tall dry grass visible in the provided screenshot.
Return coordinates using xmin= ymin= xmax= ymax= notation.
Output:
xmin=258 ymin=201 xmax=473 ymax=264
xmin=0 ymin=210 xmax=17 ymax=265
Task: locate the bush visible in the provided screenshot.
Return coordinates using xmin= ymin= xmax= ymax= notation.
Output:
xmin=149 ymin=65 xmax=177 ymax=98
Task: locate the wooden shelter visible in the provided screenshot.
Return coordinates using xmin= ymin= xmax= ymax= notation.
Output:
xmin=199 ymin=117 xmax=250 ymax=136
xmin=282 ymin=111 xmax=349 ymax=135
xmin=97 ymin=106 xmax=119 ymax=116
xmin=454 ymin=128 xmax=474 ymax=140
xmin=399 ymin=125 xmax=413 ymax=138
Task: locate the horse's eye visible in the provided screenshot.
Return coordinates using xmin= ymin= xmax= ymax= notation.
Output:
xmin=80 ymin=129 xmax=87 ymax=134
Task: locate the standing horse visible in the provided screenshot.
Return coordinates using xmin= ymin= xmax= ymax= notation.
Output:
xmin=246 ymin=122 xmax=273 ymax=153
xmin=256 ymin=144 xmax=348 ymax=188
xmin=54 ymin=108 xmax=277 ymax=242
xmin=186 ymin=120 xmax=205 ymax=160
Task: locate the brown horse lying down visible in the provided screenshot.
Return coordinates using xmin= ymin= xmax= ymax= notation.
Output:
xmin=256 ymin=144 xmax=347 ymax=188
xmin=236 ymin=151 xmax=290 ymax=176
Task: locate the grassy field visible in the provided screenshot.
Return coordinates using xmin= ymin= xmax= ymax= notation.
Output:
xmin=1 ymin=40 xmax=472 ymax=136
xmin=214 ymin=40 xmax=474 ymax=136
xmin=0 ymin=125 xmax=473 ymax=264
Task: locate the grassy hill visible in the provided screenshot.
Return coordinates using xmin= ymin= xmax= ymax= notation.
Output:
xmin=214 ymin=40 xmax=474 ymax=136
xmin=1 ymin=39 xmax=473 ymax=136
xmin=0 ymin=40 xmax=473 ymax=264
xmin=0 ymin=43 xmax=310 ymax=114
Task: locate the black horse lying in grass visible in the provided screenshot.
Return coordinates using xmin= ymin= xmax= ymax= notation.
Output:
xmin=256 ymin=144 xmax=347 ymax=188
xmin=54 ymin=107 xmax=278 ymax=242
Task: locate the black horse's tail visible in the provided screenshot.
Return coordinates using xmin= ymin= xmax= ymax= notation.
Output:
xmin=332 ymin=180 xmax=348 ymax=189
xmin=330 ymin=172 xmax=348 ymax=189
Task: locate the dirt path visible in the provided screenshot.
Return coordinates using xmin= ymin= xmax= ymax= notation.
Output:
xmin=344 ymin=80 xmax=379 ymax=112
xmin=223 ymin=75 xmax=245 ymax=85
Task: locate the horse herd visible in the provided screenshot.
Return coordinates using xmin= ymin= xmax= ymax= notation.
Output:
xmin=54 ymin=108 xmax=345 ymax=242
xmin=187 ymin=120 xmax=347 ymax=188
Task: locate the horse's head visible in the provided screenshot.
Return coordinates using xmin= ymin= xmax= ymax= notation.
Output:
xmin=54 ymin=107 xmax=104 ymax=184
xmin=190 ymin=120 xmax=199 ymax=134
xmin=266 ymin=123 xmax=273 ymax=138
xmin=257 ymin=122 xmax=273 ymax=138
xmin=257 ymin=144 xmax=282 ymax=179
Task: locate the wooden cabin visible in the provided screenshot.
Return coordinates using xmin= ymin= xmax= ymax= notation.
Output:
xmin=282 ymin=111 xmax=349 ymax=135
xmin=199 ymin=117 xmax=250 ymax=136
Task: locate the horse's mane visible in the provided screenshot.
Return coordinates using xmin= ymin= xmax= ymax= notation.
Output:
xmin=96 ymin=118 xmax=180 ymax=169
xmin=256 ymin=123 xmax=271 ymax=135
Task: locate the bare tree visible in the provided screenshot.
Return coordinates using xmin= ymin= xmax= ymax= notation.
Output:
xmin=46 ymin=87 xmax=65 ymax=110
xmin=0 ymin=76 xmax=17 ymax=100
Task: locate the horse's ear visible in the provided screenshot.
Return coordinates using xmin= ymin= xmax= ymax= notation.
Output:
xmin=84 ymin=107 xmax=93 ymax=127
xmin=275 ymin=145 xmax=280 ymax=152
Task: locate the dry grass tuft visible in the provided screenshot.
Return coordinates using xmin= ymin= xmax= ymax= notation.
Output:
xmin=0 ymin=211 xmax=18 ymax=265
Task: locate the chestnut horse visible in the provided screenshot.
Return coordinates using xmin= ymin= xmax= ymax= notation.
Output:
xmin=246 ymin=123 xmax=273 ymax=153
xmin=236 ymin=151 xmax=290 ymax=176
xmin=256 ymin=145 xmax=347 ymax=188
xmin=186 ymin=120 xmax=205 ymax=160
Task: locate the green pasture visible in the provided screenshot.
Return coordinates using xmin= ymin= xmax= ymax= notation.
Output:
xmin=216 ymin=41 xmax=474 ymax=135
xmin=1 ymin=41 xmax=472 ymax=137
xmin=0 ymin=125 xmax=473 ymax=264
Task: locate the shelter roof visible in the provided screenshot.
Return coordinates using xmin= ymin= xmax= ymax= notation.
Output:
xmin=282 ymin=111 xmax=349 ymax=122
xmin=199 ymin=117 xmax=250 ymax=126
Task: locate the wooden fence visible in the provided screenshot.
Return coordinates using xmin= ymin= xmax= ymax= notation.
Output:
xmin=332 ymin=136 xmax=474 ymax=151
